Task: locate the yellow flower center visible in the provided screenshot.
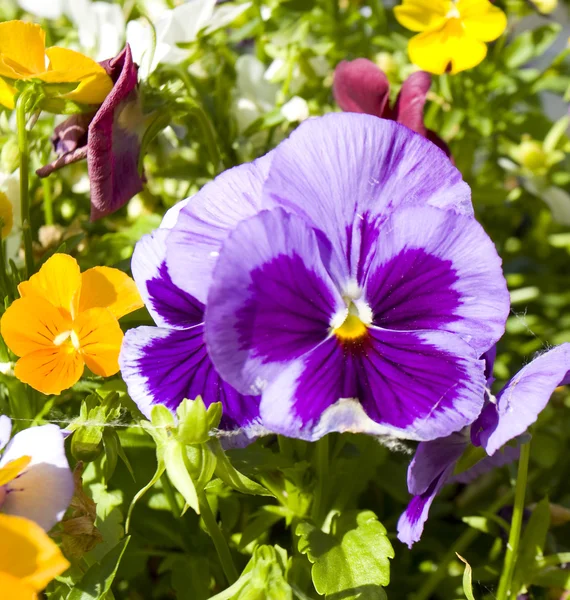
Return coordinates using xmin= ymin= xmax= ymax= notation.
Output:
xmin=334 ymin=313 xmax=368 ymax=341
xmin=53 ymin=330 xmax=81 ymax=350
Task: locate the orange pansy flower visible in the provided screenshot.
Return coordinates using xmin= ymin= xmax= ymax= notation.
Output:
xmin=0 ymin=254 xmax=143 ymax=395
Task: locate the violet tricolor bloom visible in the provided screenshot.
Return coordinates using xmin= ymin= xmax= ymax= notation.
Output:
xmin=37 ymin=45 xmax=145 ymax=221
xmin=0 ymin=416 xmax=73 ymax=531
xmin=398 ymin=343 xmax=570 ymax=548
xmin=119 ymin=157 xmax=275 ymax=441
xmin=333 ymin=59 xmax=450 ymax=157
xmin=160 ymin=113 xmax=509 ymax=442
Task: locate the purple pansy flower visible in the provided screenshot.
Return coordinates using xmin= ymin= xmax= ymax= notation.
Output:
xmin=0 ymin=416 xmax=74 ymax=531
xmin=398 ymin=343 xmax=570 ymax=548
xmin=119 ymin=155 xmax=274 ymax=443
xmin=157 ymin=113 xmax=509 ymax=442
xmin=333 ymin=58 xmax=451 ymax=157
xmin=37 ymin=45 xmax=145 ymax=221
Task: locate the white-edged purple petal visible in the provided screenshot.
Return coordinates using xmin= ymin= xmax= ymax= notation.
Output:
xmin=0 ymin=416 xmax=11 ymax=452
xmin=364 ymin=206 xmax=509 ymax=356
xmin=205 ymin=208 xmax=344 ymax=396
xmin=476 ymin=344 xmax=570 ymax=456
xmin=119 ymin=324 xmax=260 ymax=430
xmin=0 ymin=424 xmax=73 ymax=531
xmin=131 ymin=229 xmax=204 ymax=329
xmin=166 ymin=153 xmax=274 ymax=304
xmin=262 ymin=113 xmax=472 ymax=285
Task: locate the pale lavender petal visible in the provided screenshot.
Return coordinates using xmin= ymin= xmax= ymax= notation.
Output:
xmin=0 ymin=425 xmax=73 ymax=531
xmin=119 ymin=325 xmax=260 ymax=429
xmin=397 ymin=466 xmax=453 ymax=548
xmin=407 ymin=432 xmax=468 ymax=496
xmin=131 ymin=229 xmax=204 ymax=329
xmin=262 ymin=113 xmax=472 ymax=285
xmin=477 ymin=344 xmax=570 ymax=455
xmin=0 ymin=415 xmax=11 ymax=451
xmin=205 ymin=208 xmax=344 ymax=396
xmin=357 ymin=328 xmax=486 ymax=440
xmin=364 ymin=206 xmax=509 ymax=355
xmin=166 ymin=153 xmax=273 ymax=304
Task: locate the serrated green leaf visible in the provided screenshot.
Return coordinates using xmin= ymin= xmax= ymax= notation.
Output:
xmin=67 ymin=536 xmax=130 ymax=600
xmin=296 ymin=510 xmax=394 ymax=598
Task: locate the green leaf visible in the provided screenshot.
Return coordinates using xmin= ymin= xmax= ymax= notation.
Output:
xmin=210 ymin=439 xmax=272 ymax=496
xmin=68 ymin=536 xmax=130 ymax=600
xmin=176 ymin=397 xmax=211 ymax=446
xmin=239 ymin=506 xmax=288 ymax=550
xmin=164 ymin=439 xmax=200 ymax=514
xmin=296 ymin=510 xmax=394 ymax=598
xmin=456 ymin=554 xmax=476 ymax=600
xmin=512 ymin=497 xmax=551 ymax=592
xmin=504 ymin=24 xmax=562 ymax=69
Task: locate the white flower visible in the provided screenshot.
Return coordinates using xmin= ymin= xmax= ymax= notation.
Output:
xmin=281 ymin=96 xmax=310 ymax=123
xmin=18 ymin=0 xmax=67 ymax=19
xmin=0 ymin=169 xmax=22 ymax=264
xmin=0 ymin=416 xmax=73 ymax=531
xmin=127 ymin=0 xmax=251 ymax=79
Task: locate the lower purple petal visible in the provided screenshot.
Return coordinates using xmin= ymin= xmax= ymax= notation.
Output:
xmin=119 ymin=324 xmax=260 ymax=430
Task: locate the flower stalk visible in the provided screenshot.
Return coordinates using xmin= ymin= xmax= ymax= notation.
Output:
xmin=496 ymin=441 xmax=531 ymax=600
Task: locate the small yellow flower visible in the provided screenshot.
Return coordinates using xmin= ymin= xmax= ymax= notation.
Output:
xmin=394 ymin=0 xmax=507 ymax=74
xmin=0 ymin=513 xmax=69 ymax=599
xmin=0 ymin=190 xmax=13 ymax=238
xmin=0 ymin=21 xmax=113 ymax=110
xmin=0 ymin=253 xmax=143 ymax=395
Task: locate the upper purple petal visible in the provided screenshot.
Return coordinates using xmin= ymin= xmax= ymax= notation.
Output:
xmin=131 ymin=229 xmax=204 ymax=329
xmin=166 ymin=154 xmax=273 ymax=304
xmin=333 ymin=59 xmax=391 ymax=119
xmin=88 ymin=45 xmax=144 ymax=220
xmin=261 ymin=113 xmax=472 ymax=286
xmin=363 ymin=206 xmax=509 ymax=355
xmin=205 ymin=207 xmax=343 ymax=396
xmin=476 ymin=344 xmax=570 ymax=455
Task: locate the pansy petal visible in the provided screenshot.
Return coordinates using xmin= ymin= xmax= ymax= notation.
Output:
xmin=14 ymin=347 xmax=84 ymax=396
xmin=166 ymin=153 xmax=273 ymax=303
xmin=397 ymin=467 xmax=452 ymax=549
xmin=132 ymin=229 xmax=204 ymax=328
xmin=407 ymin=432 xmax=468 ymax=496
xmin=408 ymin=22 xmax=487 ymax=75
xmin=393 ymin=0 xmax=449 ymax=32
xmin=393 ymin=70 xmax=431 ymax=136
xmin=88 ymin=46 xmax=143 ymax=220
xmin=0 ymin=572 xmax=37 ymax=597
xmin=477 ymin=344 xmax=570 ymax=455
xmin=262 ymin=114 xmax=472 ymax=286
xmin=458 ymin=0 xmax=508 ymax=42
xmin=364 ymin=205 xmax=509 ymax=355
xmin=1 ymin=425 xmax=73 ymax=532
xmin=357 ymin=328 xmax=486 ymax=441
xmin=332 ymin=59 xmax=390 ymax=118
xmin=78 ymin=266 xmax=143 ymax=319
xmin=18 ymin=253 xmax=81 ymax=317
xmin=0 ymin=76 xmax=16 ymax=110
xmin=0 ymin=513 xmax=69 ymax=590
xmin=119 ymin=325 xmax=260 ymax=429
xmin=1 ymin=296 xmax=71 ymax=357
xmin=75 ymin=308 xmax=123 ymax=377
xmin=0 ymin=21 xmax=46 ymax=76
xmin=0 ymin=415 xmax=11 ymax=451
xmin=205 ymin=208 xmax=344 ymax=396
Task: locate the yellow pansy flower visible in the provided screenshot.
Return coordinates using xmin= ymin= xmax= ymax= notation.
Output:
xmin=0 ymin=20 xmax=113 ymax=110
xmin=0 ymin=513 xmax=69 ymax=599
xmin=0 ymin=253 xmax=143 ymax=395
xmin=394 ymin=0 xmax=508 ymax=74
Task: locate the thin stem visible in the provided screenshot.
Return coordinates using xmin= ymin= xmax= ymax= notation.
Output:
xmin=16 ymin=92 xmax=34 ymax=277
xmin=496 ymin=441 xmax=531 ymax=600
xmin=413 ymin=468 xmax=538 ymax=600
xmin=198 ymin=491 xmax=239 ymax=585
xmin=41 ymin=176 xmax=53 ymax=225
xmin=160 ymin=473 xmax=182 ymax=517
xmin=311 ymin=435 xmax=330 ymax=527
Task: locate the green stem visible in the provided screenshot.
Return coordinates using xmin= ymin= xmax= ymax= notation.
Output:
xmin=311 ymin=435 xmax=330 ymax=527
xmin=198 ymin=491 xmax=239 ymax=585
xmin=41 ymin=176 xmax=53 ymax=225
xmin=496 ymin=441 xmax=531 ymax=600
xmin=412 ymin=467 xmax=538 ymax=600
xmin=16 ymin=92 xmax=34 ymax=277
xmin=161 ymin=473 xmax=182 ymax=517
xmin=370 ymin=0 xmax=387 ymax=30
